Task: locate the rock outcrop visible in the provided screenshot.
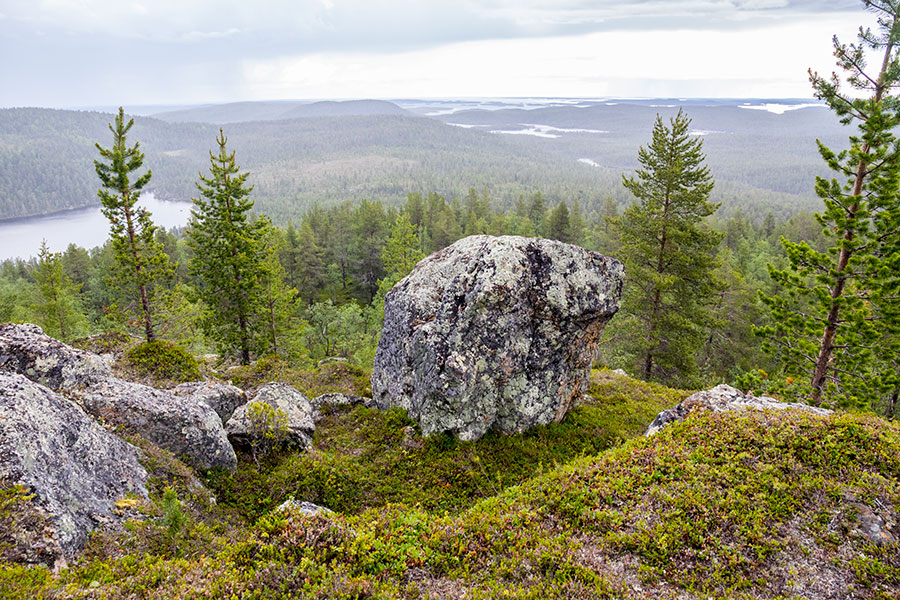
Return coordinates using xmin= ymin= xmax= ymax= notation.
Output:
xmin=0 ymin=373 xmax=148 ymax=566
xmin=371 ymin=235 xmax=624 ymax=441
xmin=646 ymin=384 xmax=833 ymax=435
xmin=74 ymin=379 xmax=236 ymax=470
xmin=226 ymin=382 xmax=315 ymax=451
xmin=0 ymin=323 xmax=111 ymax=390
xmin=171 ymin=380 xmax=247 ymax=423
xmin=0 ymin=324 xmax=236 ymax=471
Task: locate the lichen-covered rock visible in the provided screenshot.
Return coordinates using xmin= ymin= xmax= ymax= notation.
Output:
xmin=171 ymin=380 xmax=247 ymax=423
xmin=646 ymin=384 xmax=832 ymax=435
xmin=226 ymin=383 xmax=315 ymax=451
xmin=0 ymin=323 xmax=237 ymax=471
xmin=0 ymin=323 xmax=111 ymax=391
xmin=275 ymin=499 xmax=333 ymax=518
xmin=74 ymin=379 xmax=237 ymax=471
xmin=371 ymin=235 xmax=624 ymax=441
xmin=0 ymin=373 xmax=147 ymax=566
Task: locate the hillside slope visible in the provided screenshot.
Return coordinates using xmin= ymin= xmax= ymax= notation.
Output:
xmin=2 ymin=370 xmax=897 ymax=599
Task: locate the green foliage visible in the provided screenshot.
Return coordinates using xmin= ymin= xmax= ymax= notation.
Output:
xmin=245 ymin=401 xmax=290 ymax=464
xmin=187 ymin=129 xmax=277 ymax=365
xmin=94 ymin=107 xmax=174 ymax=343
xmin=208 ymin=370 xmax=685 ymax=522
xmin=758 ymin=3 xmax=900 ymax=408
xmin=608 ymin=109 xmax=723 ymax=387
xmin=160 ymin=486 xmax=187 ymax=540
xmin=30 ymin=240 xmax=88 ymax=342
xmin=122 ymin=340 xmax=201 ymax=384
xmin=9 ymin=378 xmax=900 ymax=599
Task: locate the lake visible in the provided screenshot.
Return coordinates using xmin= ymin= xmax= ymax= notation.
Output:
xmin=0 ymin=194 xmax=193 ymax=261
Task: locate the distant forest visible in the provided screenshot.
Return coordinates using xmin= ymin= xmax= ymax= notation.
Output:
xmin=0 ymin=101 xmax=848 ymax=225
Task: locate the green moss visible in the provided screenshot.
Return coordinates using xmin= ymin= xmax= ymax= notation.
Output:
xmin=71 ymin=330 xmax=135 ymax=355
xmin=208 ymin=370 xmax=682 ymax=522
xmin=228 ymin=355 xmax=372 ymax=398
xmin=121 ymin=340 xmax=201 ymax=385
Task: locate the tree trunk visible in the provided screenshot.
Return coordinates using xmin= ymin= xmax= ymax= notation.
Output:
xmin=123 ymin=201 xmax=155 ymax=343
xmin=809 ymin=36 xmax=895 ymax=405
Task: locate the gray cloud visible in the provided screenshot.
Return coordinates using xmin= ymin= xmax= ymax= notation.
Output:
xmin=0 ymin=0 xmax=869 ymax=106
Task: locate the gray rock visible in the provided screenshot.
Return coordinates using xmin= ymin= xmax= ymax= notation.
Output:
xmin=73 ymin=379 xmax=237 ymax=471
xmin=275 ymin=499 xmax=333 ymax=517
xmin=0 ymin=323 xmax=111 ymax=391
xmin=0 ymin=323 xmax=237 ymax=471
xmin=646 ymin=384 xmax=832 ymax=436
xmin=171 ymin=380 xmax=247 ymax=423
xmin=226 ymin=382 xmax=315 ymax=451
xmin=0 ymin=373 xmax=148 ymax=566
xmin=311 ymin=392 xmax=374 ymax=409
xmin=371 ymin=235 xmax=624 ymax=441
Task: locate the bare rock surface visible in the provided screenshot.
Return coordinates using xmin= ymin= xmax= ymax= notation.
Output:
xmin=226 ymin=382 xmax=315 ymax=451
xmin=275 ymin=499 xmax=333 ymax=518
xmin=372 ymin=235 xmax=624 ymax=441
xmin=0 ymin=323 xmax=236 ymax=470
xmin=0 ymin=323 xmax=111 ymax=390
xmin=74 ymin=379 xmax=237 ymax=470
xmin=171 ymin=380 xmax=247 ymax=423
xmin=646 ymin=384 xmax=832 ymax=435
xmin=0 ymin=373 xmax=148 ymax=566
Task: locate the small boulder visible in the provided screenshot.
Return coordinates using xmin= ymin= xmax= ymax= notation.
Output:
xmin=371 ymin=235 xmax=624 ymax=441
xmin=226 ymin=383 xmax=315 ymax=451
xmin=646 ymin=384 xmax=832 ymax=436
xmin=0 ymin=323 xmax=111 ymax=391
xmin=275 ymin=499 xmax=333 ymax=518
xmin=0 ymin=373 xmax=148 ymax=566
xmin=171 ymin=380 xmax=247 ymax=423
xmin=73 ymin=379 xmax=237 ymax=471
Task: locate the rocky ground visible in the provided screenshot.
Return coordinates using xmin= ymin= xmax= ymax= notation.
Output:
xmin=1 ymin=355 xmax=898 ymax=599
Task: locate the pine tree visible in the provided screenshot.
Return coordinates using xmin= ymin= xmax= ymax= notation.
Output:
xmin=758 ymin=0 xmax=900 ymax=408
xmin=32 ymin=240 xmax=88 ymax=341
xmin=187 ymin=129 xmax=268 ymax=365
xmin=94 ymin=107 xmax=172 ymax=342
xmin=610 ymin=109 xmax=723 ymax=385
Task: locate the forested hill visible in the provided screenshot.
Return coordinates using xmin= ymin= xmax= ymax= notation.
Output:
xmin=0 ymin=100 xmax=847 ymax=223
xmin=0 ymin=107 xmax=622 ymax=222
xmin=151 ymin=99 xmax=412 ymax=124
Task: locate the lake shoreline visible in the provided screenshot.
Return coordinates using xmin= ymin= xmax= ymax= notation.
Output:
xmin=0 ymin=193 xmax=193 ymax=262
xmin=0 ymin=190 xmax=188 ymax=224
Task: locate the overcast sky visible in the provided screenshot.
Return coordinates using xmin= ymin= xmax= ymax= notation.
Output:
xmin=0 ymin=0 xmax=878 ymax=107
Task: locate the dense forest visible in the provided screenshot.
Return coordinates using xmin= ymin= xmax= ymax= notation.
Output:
xmin=0 ymin=99 xmax=848 ymax=224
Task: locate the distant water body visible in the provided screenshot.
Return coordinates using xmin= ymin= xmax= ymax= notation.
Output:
xmin=0 ymin=194 xmax=192 ymax=261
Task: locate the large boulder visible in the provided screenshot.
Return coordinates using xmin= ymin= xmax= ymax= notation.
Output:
xmin=646 ymin=384 xmax=833 ymax=436
xmin=171 ymin=380 xmax=247 ymax=423
xmin=0 ymin=323 xmax=111 ymax=391
xmin=226 ymin=383 xmax=316 ymax=451
xmin=371 ymin=235 xmax=624 ymax=441
xmin=0 ymin=373 xmax=148 ymax=566
xmin=73 ymin=379 xmax=237 ymax=471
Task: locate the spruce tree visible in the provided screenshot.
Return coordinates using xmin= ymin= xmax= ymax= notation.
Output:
xmin=758 ymin=0 xmax=900 ymax=408
xmin=187 ymin=129 xmax=268 ymax=365
xmin=610 ymin=109 xmax=723 ymax=385
xmin=94 ymin=107 xmax=172 ymax=342
xmin=547 ymin=202 xmax=573 ymax=243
